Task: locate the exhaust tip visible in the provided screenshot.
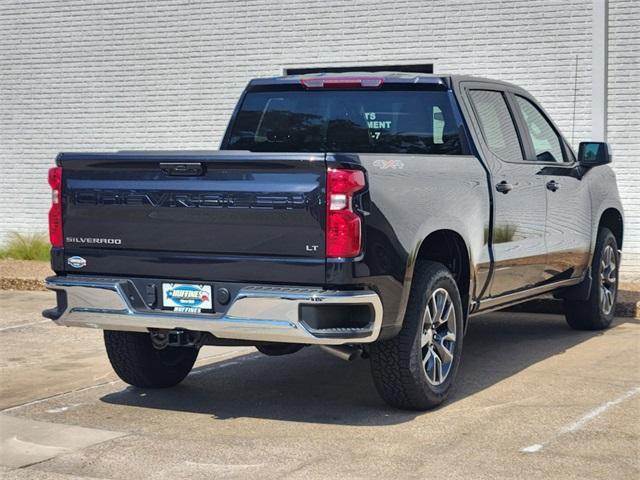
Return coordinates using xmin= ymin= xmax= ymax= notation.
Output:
xmin=320 ymin=345 xmax=362 ymax=361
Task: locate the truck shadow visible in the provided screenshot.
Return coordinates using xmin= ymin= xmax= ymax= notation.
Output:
xmin=100 ymin=313 xmax=635 ymax=426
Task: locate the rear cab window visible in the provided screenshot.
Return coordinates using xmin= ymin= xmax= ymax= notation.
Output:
xmin=468 ymin=89 xmax=524 ymax=162
xmin=224 ymin=88 xmax=464 ymax=155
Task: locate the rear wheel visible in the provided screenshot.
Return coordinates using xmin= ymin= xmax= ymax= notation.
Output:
xmin=565 ymin=228 xmax=619 ymax=330
xmin=104 ymin=331 xmax=199 ymax=388
xmin=369 ymin=261 xmax=464 ymax=410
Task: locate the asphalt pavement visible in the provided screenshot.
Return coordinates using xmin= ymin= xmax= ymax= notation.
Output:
xmin=0 ymin=290 xmax=638 ymax=479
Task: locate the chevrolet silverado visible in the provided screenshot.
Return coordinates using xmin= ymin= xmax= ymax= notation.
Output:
xmin=43 ymin=73 xmax=624 ymax=409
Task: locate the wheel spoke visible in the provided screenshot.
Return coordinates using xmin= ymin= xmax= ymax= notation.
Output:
xmin=421 ymin=330 xmax=430 ymax=348
xmin=433 ymin=290 xmax=452 ymax=328
xmin=433 ymin=339 xmax=454 ymax=364
xmin=446 ymin=304 xmax=456 ymax=333
xmin=423 ymin=298 xmax=434 ymax=326
xmin=434 ymin=303 xmax=450 ymax=328
xmin=433 ymin=291 xmax=444 ymax=325
xmin=429 ymin=295 xmax=438 ymax=322
xmin=601 ymin=286 xmax=613 ymax=314
xmin=423 ymin=345 xmax=432 ymax=367
xmin=434 ymin=354 xmax=443 ymax=383
xmin=423 ymin=347 xmax=435 ymax=382
xmin=441 ymin=331 xmax=456 ymax=343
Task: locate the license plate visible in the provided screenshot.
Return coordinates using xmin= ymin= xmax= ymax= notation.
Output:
xmin=162 ymin=283 xmax=212 ymax=313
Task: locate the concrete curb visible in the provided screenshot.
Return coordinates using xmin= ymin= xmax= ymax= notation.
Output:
xmin=1 ymin=276 xmax=638 ymax=319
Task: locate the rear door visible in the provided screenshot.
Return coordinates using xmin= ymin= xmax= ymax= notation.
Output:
xmin=463 ymin=86 xmax=548 ymax=297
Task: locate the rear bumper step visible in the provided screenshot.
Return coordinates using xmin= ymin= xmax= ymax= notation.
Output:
xmin=44 ymin=277 xmax=383 ymax=345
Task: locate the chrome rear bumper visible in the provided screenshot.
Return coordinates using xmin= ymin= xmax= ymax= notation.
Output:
xmin=44 ymin=277 xmax=383 ymax=345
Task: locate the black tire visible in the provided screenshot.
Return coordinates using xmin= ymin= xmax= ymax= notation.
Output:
xmin=565 ymin=228 xmax=619 ymax=330
xmin=369 ymin=261 xmax=464 ymax=410
xmin=104 ymin=330 xmax=199 ymax=388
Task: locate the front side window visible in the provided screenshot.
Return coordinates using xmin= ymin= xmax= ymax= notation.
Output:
xmin=225 ymin=90 xmax=462 ymax=155
xmin=468 ymin=90 xmax=523 ymax=161
xmin=515 ymin=96 xmax=565 ymax=163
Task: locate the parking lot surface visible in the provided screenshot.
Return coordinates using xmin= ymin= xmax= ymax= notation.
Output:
xmin=1 ymin=290 xmax=638 ymax=479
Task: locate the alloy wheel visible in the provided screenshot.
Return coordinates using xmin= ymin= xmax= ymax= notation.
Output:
xmin=421 ymin=288 xmax=457 ymax=386
xmin=600 ymin=244 xmax=617 ymax=315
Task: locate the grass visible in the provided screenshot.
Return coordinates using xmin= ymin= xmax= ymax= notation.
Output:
xmin=0 ymin=232 xmax=50 ymax=261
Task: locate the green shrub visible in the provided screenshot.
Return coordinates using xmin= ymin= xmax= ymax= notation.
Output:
xmin=0 ymin=232 xmax=50 ymax=261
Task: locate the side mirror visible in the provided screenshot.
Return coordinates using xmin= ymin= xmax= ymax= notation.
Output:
xmin=578 ymin=142 xmax=612 ymax=167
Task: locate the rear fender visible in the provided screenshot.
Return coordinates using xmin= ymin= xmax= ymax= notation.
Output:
xmin=396 ymin=223 xmax=477 ymax=333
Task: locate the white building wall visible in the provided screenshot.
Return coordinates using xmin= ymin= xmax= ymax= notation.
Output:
xmin=608 ymin=0 xmax=640 ymax=280
xmin=0 ymin=0 xmax=637 ymax=279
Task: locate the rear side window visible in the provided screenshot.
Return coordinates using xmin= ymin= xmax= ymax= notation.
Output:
xmin=468 ymin=90 xmax=524 ymax=161
xmin=225 ymin=90 xmax=463 ymax=154
xmin=515 ymin=95 xmax=565 ymax=163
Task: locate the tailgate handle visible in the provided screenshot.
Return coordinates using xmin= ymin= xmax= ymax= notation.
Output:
xmin=160 ymin=162 xmax=204 ymax=176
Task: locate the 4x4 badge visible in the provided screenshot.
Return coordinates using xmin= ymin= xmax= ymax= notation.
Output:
xmin=67 ymin=256 xmax=87 ymax=269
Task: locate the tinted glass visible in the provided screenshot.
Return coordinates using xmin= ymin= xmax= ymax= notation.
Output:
xmin=469 ymin=90 xmax=523 ymax=161
xmin=515 ymin=95 xmax=565 ymax=163
xmin=226 ymin=90 xmax=462 ymax=154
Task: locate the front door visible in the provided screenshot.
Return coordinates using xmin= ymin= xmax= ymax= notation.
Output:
xmin=465 ymin=88 xmax=548 ymax=297
xmin=511 ymin=94 xmax=592 ymax=281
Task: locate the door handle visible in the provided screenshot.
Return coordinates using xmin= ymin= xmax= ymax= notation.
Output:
xmin=546 ymin=180 xmax=560 ymax=192
xmin=495 ymin=181 xmax=513 ymax=194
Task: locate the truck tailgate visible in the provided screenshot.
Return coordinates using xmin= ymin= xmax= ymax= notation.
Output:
xmin=57 ymin=151 xmax=327 ymax=283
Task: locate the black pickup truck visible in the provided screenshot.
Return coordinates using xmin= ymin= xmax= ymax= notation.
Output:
xmin=44 ymin=73 xmax=623 ymax=410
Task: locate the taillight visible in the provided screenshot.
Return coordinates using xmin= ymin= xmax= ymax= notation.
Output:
xmin=326 ymin=168 xmax=366 ymax=258
xmin=48 ymin=167 xmax=63 ymax=247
